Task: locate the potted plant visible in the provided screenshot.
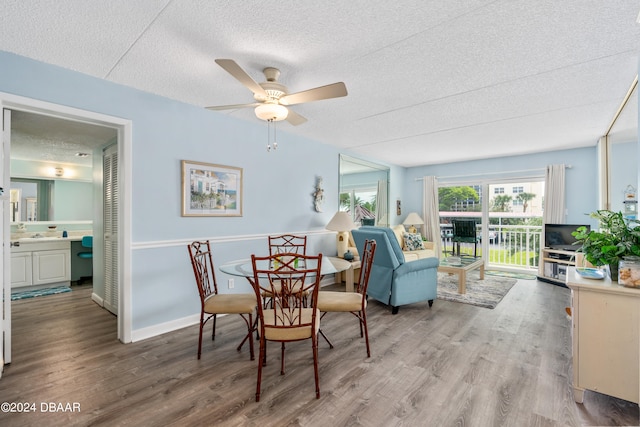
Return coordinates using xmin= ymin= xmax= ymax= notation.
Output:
xmin=571 ymin=210 xmax=640 ymax=279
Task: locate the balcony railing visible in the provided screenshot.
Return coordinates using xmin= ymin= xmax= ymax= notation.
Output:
xmin=441 ymin=223 xmax=542 ymax=271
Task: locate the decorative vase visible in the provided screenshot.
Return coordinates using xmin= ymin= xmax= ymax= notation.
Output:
xmin=343 ymin=250 xmax=354 ymax=261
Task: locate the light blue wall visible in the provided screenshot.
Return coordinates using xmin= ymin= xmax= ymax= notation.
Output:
xmin=401 ymin=147 xmax=599 ymax=226
xmin=53 ymin=180 xmax=93 ymax=220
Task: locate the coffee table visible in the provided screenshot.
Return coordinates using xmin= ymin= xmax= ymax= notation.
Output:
xmin=438 ymin=256 xmax=484 ymax=294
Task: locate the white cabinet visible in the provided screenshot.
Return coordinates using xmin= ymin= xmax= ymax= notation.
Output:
xmin=566 ymin=267 xmax=639 ymax=404
xmin=11 ymin=252 xmax=32 ymax=288
xmin=11 ymin=240 xmax=71 ymax=289
xmin=32 ymin=249 xmax=70 ymax=285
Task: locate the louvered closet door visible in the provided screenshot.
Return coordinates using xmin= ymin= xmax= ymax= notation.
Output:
xmin=103 ymin=145 xmax=118 ymax=315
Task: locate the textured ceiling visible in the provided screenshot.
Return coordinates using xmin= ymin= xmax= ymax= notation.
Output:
xmin=10 ymin=111 xmax=117 ymax=167
xmin=1 ymin=1 xmax=639 ymax=167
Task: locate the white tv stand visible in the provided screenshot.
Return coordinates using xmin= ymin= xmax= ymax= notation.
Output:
xmin=537 ymin=247 xmax=576 ymax=286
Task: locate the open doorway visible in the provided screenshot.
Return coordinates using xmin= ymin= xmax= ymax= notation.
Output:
xmin=1 ymin=94 xmax=132 ymax=368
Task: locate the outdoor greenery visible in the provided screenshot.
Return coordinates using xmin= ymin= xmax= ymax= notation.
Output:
xmin=571 ymin=210 xmax=640 ymax=269
xmin=438 ymin=186 xmax=479 ymax=211
xmin=340 ymin=193 xmax=376 ymax=216
xmin=440 ymin=246 xmax=538 ymax=269
xmin=516 ymin=192 xmax=536 ymax=213
xmin=491 ymin=194 xmax=512 ymax=212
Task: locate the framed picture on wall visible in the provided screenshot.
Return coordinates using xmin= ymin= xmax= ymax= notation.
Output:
xmin=181 ymin=160 xmax=243 ymax=217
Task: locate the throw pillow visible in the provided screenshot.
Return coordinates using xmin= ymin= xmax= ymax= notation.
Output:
xmin=403 ymin=232 xmax=425 ymax=251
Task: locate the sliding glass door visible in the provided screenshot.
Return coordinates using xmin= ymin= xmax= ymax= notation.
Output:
xmin=438 ymin=178 xmax=544 ymax=272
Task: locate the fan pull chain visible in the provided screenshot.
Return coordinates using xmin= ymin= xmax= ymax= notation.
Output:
xmin=266 ymin=118 xmax=272 ymax=152
xmin=273 ymin=118 xmax=278 ymax=150
xmin=266 ymin=118 xmax=279 ymax=152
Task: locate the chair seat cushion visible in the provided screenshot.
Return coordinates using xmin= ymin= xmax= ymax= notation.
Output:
xmin=317 ymin=291 xmax=364 ymax=312
xmin=262 ymin=308 xmax=319 ymax=341
xmin=204 ymin=293 xmax=256 ymax=314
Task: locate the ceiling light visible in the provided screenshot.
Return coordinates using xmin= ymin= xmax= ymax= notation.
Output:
xmin=75 ymin=152 xmax=89 ymax=157
xmin=254 ymin=103 xmax=288 ymax=121
xmin=54 ymin=167 xmax=64 ymax=177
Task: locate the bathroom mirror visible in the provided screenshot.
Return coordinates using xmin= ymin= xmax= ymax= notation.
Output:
xmin=10 ymin=177 xmax=93 ymax=223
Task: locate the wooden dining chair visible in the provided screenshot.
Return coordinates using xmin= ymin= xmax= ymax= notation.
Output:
xmin=264 ymin=234 xmax=309 ymax=307
xmin=268 ymin=234 xmax=307 ymax=256
xmin=317 ymin=239 xmax=377 ymax=357
xmin=250 ymin=252 xmax=323 ymax=402
xmin=188 ymin=240 xmax=256 ymax=360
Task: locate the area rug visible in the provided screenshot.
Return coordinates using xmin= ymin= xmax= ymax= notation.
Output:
xmin=485 ymin=270 xmax=537 ymax=280
xmin=437 ymin=271 xmax=517 ymax=309
xmin=11 ymin=286 xmax=71 ymax=301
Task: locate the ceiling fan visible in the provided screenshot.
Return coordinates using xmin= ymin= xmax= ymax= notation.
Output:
xmin=206 ymin=59 xmax=348 ymax=126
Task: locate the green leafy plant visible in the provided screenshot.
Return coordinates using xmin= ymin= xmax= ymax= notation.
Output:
xmin=571 ymin=210 xmax=640 ymax=270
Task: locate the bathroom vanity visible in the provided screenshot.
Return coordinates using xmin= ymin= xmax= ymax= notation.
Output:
xmin=10 ymin=239 xmax=71 ymax=290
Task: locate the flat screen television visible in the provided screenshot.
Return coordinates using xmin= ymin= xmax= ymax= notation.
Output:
xmin=544 ymin=223 xmax=590 ymax=251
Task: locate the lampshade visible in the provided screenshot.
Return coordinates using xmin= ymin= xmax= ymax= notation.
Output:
xmin=326 ymin=211 xmax=357 ymax=232
xmin=254 ymin=103 xmax=288 ymax=121
xmin=326 ymin=211 xmax=357 ymax=258
xmin=403 ymin=212 xmax=424 ymax=234
xmin=403 ymin=212 xmax=424 ymax=226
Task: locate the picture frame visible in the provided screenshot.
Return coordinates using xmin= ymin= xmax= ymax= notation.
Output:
xmin=181 ymin=160 xmax=243 ymax=217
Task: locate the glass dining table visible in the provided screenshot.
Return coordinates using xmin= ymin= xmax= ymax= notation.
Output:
xmin=219 ymin=256 xmax=354 ymax=290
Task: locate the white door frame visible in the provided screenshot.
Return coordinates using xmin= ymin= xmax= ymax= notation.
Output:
xmin=1 ymin=109 xmax=11 ymax=371
xmin=0 ymin=93 xmax=133 ymax=364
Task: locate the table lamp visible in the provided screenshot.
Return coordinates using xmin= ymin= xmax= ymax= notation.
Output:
xmin=403 ymin=212 xmax=424 ymax=234
xmin=326 ymin=211 xmax=357 ymax=258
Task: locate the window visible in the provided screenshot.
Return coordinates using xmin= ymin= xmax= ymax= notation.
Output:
xmin=513 ymin=199 xmax=523 ymax=206
xmin=494 ymin=187 xmax=504 ymax=194
xmin=513 ymin=186 xmax=523 ymax=194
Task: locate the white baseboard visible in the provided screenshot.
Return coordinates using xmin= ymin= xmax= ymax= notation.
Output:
xmin=129 ymin=276 xmax=335 ymax=343
xmin=131 ymin=313 xmax=201 ymax=342
xmin=91 ymin=292 xmax=104 ymax=307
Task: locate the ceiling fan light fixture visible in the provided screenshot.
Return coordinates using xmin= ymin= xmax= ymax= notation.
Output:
xmin=254 ymin=103 xmax=288 ymax=121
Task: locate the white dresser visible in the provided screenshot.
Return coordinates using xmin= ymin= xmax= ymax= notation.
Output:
xmin=566 ymin=267 xmax=640 ymax=404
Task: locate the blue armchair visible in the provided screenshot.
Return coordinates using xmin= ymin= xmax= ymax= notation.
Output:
xmin=351 ymin=226 xmax=439 ymax=314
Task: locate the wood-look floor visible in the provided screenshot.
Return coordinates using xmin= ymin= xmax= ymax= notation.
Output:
xmin=1 ymin=280 xmax=638 ymax=427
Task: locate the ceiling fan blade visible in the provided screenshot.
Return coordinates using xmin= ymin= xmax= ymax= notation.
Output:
xmin=215 ymin=59 xmax=268 ymax=97
xmin=279 ymin=82 xmax=347 ymax=106
xmin=205 ymin=102 xmax=260 ymax=111
xmin=285 ymin=109 xmax=308 ymax=126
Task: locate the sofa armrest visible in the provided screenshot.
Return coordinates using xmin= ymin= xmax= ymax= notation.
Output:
xmin=396 ymin=256 xmax=439 ymax=274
